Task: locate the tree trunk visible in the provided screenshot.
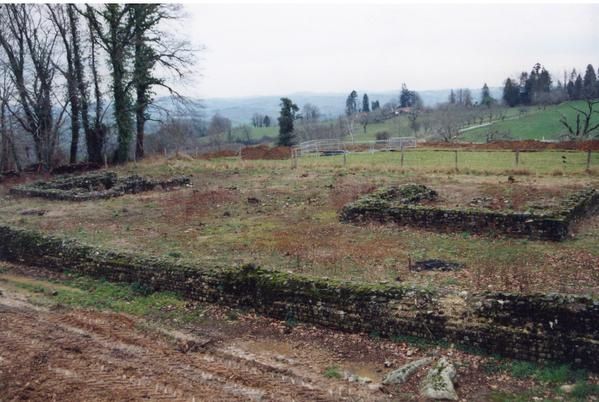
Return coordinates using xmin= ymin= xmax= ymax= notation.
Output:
xmin=0 ymin=101 xmax=9 ymax=171
xmin=135 ymin=86 xmax=145 ymax=160
xmin=113 ymin=61 xmax=132 ymax=163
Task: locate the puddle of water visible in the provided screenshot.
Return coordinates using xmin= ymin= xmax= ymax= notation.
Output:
xmin=242 ymin=339 xmax=295 ymax=356
xmin=242 ymin=339 xmax=384 ymax=382
xmin=343 ymin=363 xmax=383 ymax=382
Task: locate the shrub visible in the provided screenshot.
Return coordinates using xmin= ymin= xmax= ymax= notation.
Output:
xmin=324 ymin=366 xmax=342 ymax=379
xmin=375 ymin=131 xmax=390 ymax=141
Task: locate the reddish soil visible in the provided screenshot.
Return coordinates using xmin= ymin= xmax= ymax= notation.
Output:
xmin=241 ymin=145 xmax=292 ymax=160
xmin=0 ymin=291 xmax=369 ymax=401
xmin=0 ymin=263 xmax=567 ymax=401
xmin=197 ymin=149 xmax=239 ymax=159
xmin=422 ymin=139 xmax=599 ymax=151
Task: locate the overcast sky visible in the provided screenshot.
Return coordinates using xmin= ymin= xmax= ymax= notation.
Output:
xmin=180 ymin=3 xmax=599 ymax=99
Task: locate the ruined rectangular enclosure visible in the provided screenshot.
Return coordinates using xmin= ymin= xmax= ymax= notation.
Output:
xmin=340 ymin=184 xmax=599 ymax=241
xmin=9 ymin=172 xmax=191 ymax=201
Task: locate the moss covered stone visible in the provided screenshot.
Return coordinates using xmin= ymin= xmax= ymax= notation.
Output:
xmin=10 ymin=172 xmax=191 ymax=201
xmin=0 ymin=224 xmax=597 ymax=371
xmin=340 ymin=186 xmax=598 ymax=241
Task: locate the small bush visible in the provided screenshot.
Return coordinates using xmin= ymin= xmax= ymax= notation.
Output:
xmin=570 ymin=381 xmax=599 ymax=399
xmin=324 ymin=366 xmax=342 ymax=379
xmin=510 ymin=361 xmax=537 ymax=379
xmin=375 ymin=131 xmax=390 ymax=141
xmin=535 ymin=364 xmax=586 ymax=384
xmin=131 ymin=281 xmax=154 ymax=296
xmin=509 ymin=361 xmax=587 ymax=384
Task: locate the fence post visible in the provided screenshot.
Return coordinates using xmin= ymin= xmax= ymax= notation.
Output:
xmin=292 ymin=149 xmax=297 ymax=169
xmin=400 ymin=144 xmax=404 ymax=168
xmin=343 ymin=151 xmax=347 ymax=166
xmin=454 ymin=150 xmax=458 ymax=171
xmin=587 ymin=149 xmax=592 ymax=170
xmin=515 ymin=148 xmax=520 ymax=166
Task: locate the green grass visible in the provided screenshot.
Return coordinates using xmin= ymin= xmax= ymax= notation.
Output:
xmin=229 ymin=100 xmax=599 ymax=144
xmin=294 ymin=149 xmax=598 ymax=175
xmin=568 ymin=381 xmax=599 ymax=400
xmin=13 ymin=275 xmax=204 ymax=324
xmin=463 ymin=100 xmax=599 ymax=142
xmin=508 ymin=361 xmax=587 ymax=384
xmin=323 ymin=365 xmax=343 ymax=379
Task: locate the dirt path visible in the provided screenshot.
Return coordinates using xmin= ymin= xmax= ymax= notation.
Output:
xmin=2 ymin=264 xmax=594 ymax=401
xmin=0 ymin=286 xmax=382 ymax=401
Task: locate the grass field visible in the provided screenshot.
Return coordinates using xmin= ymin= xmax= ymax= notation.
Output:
xmin=1 ymin=151 xmax=597 ymax=296
xmin=229 ymin=100 xmax=599 ymax=143
xmin=463 ymin=100 xmax=599 ymax=142
xmin=293 ymin=149 xmax=599 ymax=175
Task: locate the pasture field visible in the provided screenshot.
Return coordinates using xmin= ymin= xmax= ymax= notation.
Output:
xmin=462 ymin=100 xmax=599 ymax=142
xmin=1 ymin=151 xmax=597 ymax=296
xmin=228 ymin=100 xmax=599 ymax=143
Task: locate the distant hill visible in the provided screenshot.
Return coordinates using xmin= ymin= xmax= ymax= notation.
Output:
xmin=193 ymin=87 xmax=502 ymax=124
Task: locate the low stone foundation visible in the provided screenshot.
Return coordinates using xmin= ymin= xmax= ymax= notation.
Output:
xmin=340 ymin=186 xmax=599 ymax=241
xmin=9 ymin=172 xmax=191 ymax=201
xmin=0 ymin=225 xmax=596 ymax=370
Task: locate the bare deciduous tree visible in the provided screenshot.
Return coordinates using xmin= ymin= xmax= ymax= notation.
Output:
xmin=559 ymin=99 xmax=599 ymax=140
xmin=0 ymin=66 xmax=21 ymax=172
xmin=0 ymin=4 xmax=68 ymax=170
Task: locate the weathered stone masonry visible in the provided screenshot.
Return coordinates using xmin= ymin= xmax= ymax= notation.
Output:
xmin=9 ymin=172 xmax=191 ymax=201
xmin=340 ymin=187 xmax=599 ymax=241
xmin=0 ymin=225 xmax=597 ymax=370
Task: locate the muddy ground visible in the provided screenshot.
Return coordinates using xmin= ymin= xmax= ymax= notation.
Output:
xmin=1 ymin=263 xmax=596 ymax=401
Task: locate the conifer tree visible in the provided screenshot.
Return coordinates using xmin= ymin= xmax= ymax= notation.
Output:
xmin=583 ymin=64 xmax=597 ymax=98
xmin=362 ymin=93 xmax=370 ymax=113
xmin=278 ymin=97 xmax=299 ymax=146
xmin=480 ymin=83 xmax=495 ymax=107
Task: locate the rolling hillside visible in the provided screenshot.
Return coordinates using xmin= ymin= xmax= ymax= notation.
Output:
xmin=235 ymin=100 xmax=599 ymax=144
xmin=461 ymin=101 xmax=599 ymax=142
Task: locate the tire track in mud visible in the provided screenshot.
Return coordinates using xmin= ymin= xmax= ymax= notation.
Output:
xmin=0 ymin=296 xmax=373 ymax=401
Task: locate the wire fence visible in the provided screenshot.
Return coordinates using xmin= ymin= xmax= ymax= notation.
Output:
xmin=294 ymin=137 xmax=417 ymax=157
xmin=290 ymin=147 xmax=597 ymax=174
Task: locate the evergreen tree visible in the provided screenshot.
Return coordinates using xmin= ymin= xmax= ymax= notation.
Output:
xmin=362 ymin=93 xmax=370 ymax=113
xmin=583 ymin=64 xmax=597 ymax=98
xmin=539 ymin=67 xmax=552 ymax=93
xmin=463 ymin=89 xmax=473 ymax=107
xmin=399 ymin=83 xmax=413 ymax=107
xmin=448 ymin=89 xmax=456 ymax=104
xmin=519 ymin=72 xmax=531 ymax=105
xmin=371 ymin=100 xmax=380 ymax=110
xmin=480 ymin=83 xmax=495 ymax=107
xmin=574 ymin=74 xmax=584 ymax=100
xmin=502 ymin=78 xmax=520 ymax=107
xmin=456 ymin=89 xmax=464 ymax=105
xmin=345 ymin=90 xmax=358 ymax=116
xmin=263 ymin=115 xmax=271 ymax=127
xmin=567 ymin=80 xmax=575 ymax=100
xmin=277 ymin=98 xmax=299 ymax=146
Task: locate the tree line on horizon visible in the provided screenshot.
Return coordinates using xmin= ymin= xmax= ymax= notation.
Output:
xmin=502 ymin=63 xmax=599 ymax=107
xmin=272 ymin=62 xmax=598 ymax=146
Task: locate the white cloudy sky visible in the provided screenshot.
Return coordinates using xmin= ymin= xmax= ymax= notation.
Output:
xmin=178 ymin=3 xmax=599 ymax=98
